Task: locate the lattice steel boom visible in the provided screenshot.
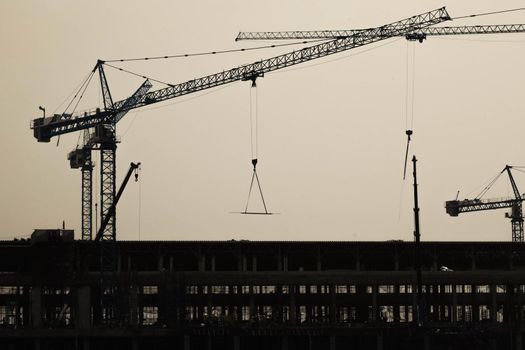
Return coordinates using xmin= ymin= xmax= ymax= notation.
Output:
xmin=235 ymin=24 xmax=525 ymax=42
xmin=445 ymin=166 xmax=524 ymax=242
xmin=31 ymin=7 xmax=450 ymax=143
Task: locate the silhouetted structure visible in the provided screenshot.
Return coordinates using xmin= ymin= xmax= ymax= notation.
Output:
xmin=0 ymin=231 xmax=524 ymax=349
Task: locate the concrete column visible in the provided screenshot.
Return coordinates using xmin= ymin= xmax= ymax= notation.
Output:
xmin=355 ymin=250 xmax=360 ymax=271
xmin=281 ymin=335 xmax=289 ymax=350
xmin=316 ymin=248 xmax=322 ymax=271
xmin=30 ymin=286 xmax=42 ymax=328
xmin=277 ymin=249 xmax=283 ymax=271
xmin=452 ymin=285 xmax=458 ymax=322
xmin=76 ymin=286 xmax=91 ymax=329
xmin=470 ymin=249 xmax=476 ymax=270
xmin=242 ymin=254 xmax=247 ymax=272
xmin=432 ymin=249 xmax=438 ymax=271
xmin=393 ymin=285 xmax=400 ymax=322
xmin=394 ymin=249 xmax=399 ymax=271
xmin=329 ymin=335 xmax=336 ymax=350
xmin=81 ymin=338 xmax=90 ymax=350
xmin=283 ymin=255 xmax=288 ymax=272
xmin=252 ymin=256 xmax=257 ymax=272
xmin=233 ymin=336 xmax=241 ymax=350
xmin=329 ymin=284 xmax=336 ymax=324
xmin=184 ymin=335 xmax=191 ymax=350
xmin=158 ymin=254 xmax=164 ymax=271
xmin=376 ymin=333 xmax=383 ymax=350
xmin=249 ymin=285 xmax=255 ymax=319
xmin=127 ymin=255 xmax=132 ymax=271
xmin=198 ymin=253 xmax=205 ymax=272
xmin=237 ymin=251 xmax=243 ymax=271
xmin=169 ymin=255 xmax=174 ymax=271
xmin=516 ymin=331 xmax=522 ymax=350
xmin=117 ymin=253 xmax=122 ymax=272
xmin=372 ymin=285 xmax=378 ymax=321
xmin=129 ymin=286 xmax=139 ymax=326
xmin=423 ymin=334 xmax=430 ymax=350
xmin=491 ymin=284 xmax=497 ymax=323
xmin=290 ymin=286 xmax=296 ymax=324
xmin=211 ymin=255 xmax=216 ymax=272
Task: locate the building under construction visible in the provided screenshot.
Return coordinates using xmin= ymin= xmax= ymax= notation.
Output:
xmin=0 ymin=230 xmax=524 ymax=350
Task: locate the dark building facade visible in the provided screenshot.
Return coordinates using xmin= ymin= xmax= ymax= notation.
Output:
xmin=0 ymin=234 xmax=525 ymax=349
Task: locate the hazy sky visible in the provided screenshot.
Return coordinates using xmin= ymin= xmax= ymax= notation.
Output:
xmin=2 ymin=1 xmax=525 ymax=242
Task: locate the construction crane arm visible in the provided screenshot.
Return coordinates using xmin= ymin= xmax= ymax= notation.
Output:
xmin=235 ymin=24 xmax=525 ymax=41
xmin=94 ymin=162 xmax=140 ymax=242
xmin=445 ymin=197 xmax=520 ymax=216
xmin=31 ymin=7 xmax=450 ymax=142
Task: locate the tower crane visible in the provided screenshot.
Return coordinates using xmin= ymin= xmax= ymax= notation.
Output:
xmin=31 ymin=7 xmax=451 ymax=245
xmin=445 ymin=166 xmax=524 ymax=242
xmin=67 ymin=79 xmax=152 ymax=240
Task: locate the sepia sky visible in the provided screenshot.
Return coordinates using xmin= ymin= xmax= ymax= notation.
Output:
xmin=1 ymin=1 xmax=525 ymax=242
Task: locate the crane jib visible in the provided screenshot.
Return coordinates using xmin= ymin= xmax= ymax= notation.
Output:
xmin=30 ymin=7 xmax=450 ymax=142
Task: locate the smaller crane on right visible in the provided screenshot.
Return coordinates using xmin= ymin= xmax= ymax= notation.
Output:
xmin=445 ymin=165 xmax=524 ymax=242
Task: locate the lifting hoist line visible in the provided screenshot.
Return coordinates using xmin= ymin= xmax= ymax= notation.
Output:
xmin=243 ymin=77 xmax=270 ymax=214
xmin=31 ymin=7 xmax=450 ymax=242
xmin=445 ymin=165 xmax=524 ymax=242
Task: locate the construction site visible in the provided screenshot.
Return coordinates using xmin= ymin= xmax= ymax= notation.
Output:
xmin=3 ymin=2 xmax=525 ymax=349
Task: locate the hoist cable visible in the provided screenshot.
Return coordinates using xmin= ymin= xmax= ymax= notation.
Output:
xmin=254 ymin=83 xmax=259 ymax=159
xmin=103 ymin=40 xmax=328 ymax=63
xmin=249 ymin=86 xmax=255 ymax=159
xmin=54 ymin=70 xmax=95 ymax=115
xmin=138 ymin=169 xmax=142 ymax=240
xmin=410 ymin=43 xmax=416 ymax=129
xmin=405 ymin=41 xmax=410 ymax=129
xmin=453 ymin=7 xmax=525 ymax=20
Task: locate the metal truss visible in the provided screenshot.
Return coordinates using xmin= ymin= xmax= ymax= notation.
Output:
xmin=31 ymin=8 xmax=450 ymax=142
xmin=81 ymin=158 xmax=93 ymax=240
xmin=235 ymin=24 xmax=525 ymax=41
xmin=448 ymin=199 xmax=518 ymax=214
xmin=99 ymin=139 xmax=117 ymax=323
xmin=512 ymin=216 xmax=524 ymax=242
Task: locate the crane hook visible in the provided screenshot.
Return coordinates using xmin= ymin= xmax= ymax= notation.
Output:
xmin=403 ymin=130 xmax=413 ymax=180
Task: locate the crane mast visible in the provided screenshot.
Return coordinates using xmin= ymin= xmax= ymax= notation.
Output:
xmin=445 ymin=166 xmax=524 ymax=242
